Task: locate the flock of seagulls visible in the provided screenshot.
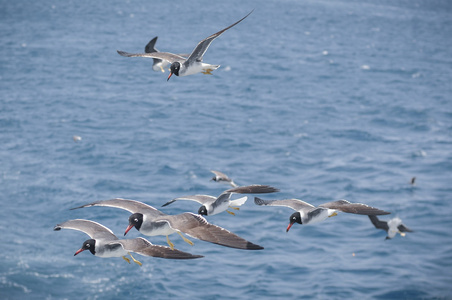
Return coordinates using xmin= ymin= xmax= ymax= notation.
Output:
xmin=57 ymin=11 xmax=413 ymax=266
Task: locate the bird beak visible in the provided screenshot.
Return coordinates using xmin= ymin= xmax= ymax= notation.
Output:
xmin=167 ymin=72 xmax=173 ymax=81
xmin=286 ymin=222 xmax=294 ymax=232
xmin=124 ymin=224 xmax=134 ymax=236
xmin=74 ymin=248 xmax=84 ymax=256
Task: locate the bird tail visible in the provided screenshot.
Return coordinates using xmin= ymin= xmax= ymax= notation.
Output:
xmin=230 ymin=196 xmax=248 ymax=207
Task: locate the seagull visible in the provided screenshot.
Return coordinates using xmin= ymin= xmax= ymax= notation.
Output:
xmin=210 ymin=170 xmax=238 ymax=188
xmin=368 ymin=215 xmax=413 ymax=239
xmin=117 ymin=10 xmax=253 ymax=81
xmin=162 ymin=185 xmax=279 ymax=216
xmin=71 ymin=198 xmax=263 ymax=250
xmin=54 ymin=219 xmax=203 ymax=266
xmin=254 ymin=197 xmax=391 ymax=232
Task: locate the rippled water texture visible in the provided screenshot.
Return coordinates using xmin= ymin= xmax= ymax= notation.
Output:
xmin=1 ymin=0 xmax=451 ymax=299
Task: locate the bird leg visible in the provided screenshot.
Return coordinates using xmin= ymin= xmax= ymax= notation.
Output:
xmin=229 ymin=206 xmax=240 ymax=210
xmin=159 ymin=66 xmax=165 ymax=73
xmin=399 ymin=232 xmax=406 ymax=237
xmin=122 ymin=256 xmax=131 ymax=264
xmin=128 ymin=252 xmax=142 ymax=266
xmin=226 ymin=210 xmax=236 ymax=216
xmin=166 ymin=235 xmax=175 ymax=250
xmin=177 ymin=231 xmax=194 ymax=246
xmin=329 ymin=212 xmax=338 ymax=217
xmin=202 ymin=69 xmax=213 ymax=75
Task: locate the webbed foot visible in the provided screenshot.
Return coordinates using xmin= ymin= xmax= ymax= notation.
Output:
xmin=122 ymin=256 xmax=131 ymax=264
xmin=177 ymin=231 xmax=194 ymax=246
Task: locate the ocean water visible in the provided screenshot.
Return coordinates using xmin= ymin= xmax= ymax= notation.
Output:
xmin=1 ymin=0 xmax=451 ymax=299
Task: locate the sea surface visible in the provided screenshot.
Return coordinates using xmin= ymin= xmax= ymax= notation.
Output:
xmin=1 ymin=0 xmax=451 ymax=299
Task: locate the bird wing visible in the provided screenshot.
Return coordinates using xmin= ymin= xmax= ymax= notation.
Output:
xmin=54 ymin=219 xmax=117 ymax=240
xmin=368 ymin=215 xmax=389 ymax=231
xmin=162 ymin=195 xmax=216 ymax=207
xmin=254 ymin=197 xmax=315 ymax=212
xmin=161 ymin=212 xmax=263 ymax=250
xmin=117 ymin=237 xmax=203 ymax=259
xmin=210 ymin=170 xmax=230 ymax=180
xmin=319 ymin=200 xmax=391 ymax=215
xmin=145 ymin=36 xmax=159 ymax=53
xmin=117 ymin=50 xmax=185 ymax=63
xmin=398 ymin=224 xmax=413 ymax=233
xmin=225 ymin=185 xmax=280 ymax=194
xmin=186 ymin=10 xmax=253 ymax=63
xmin=71 ymin=198 xmax=166 ymax=218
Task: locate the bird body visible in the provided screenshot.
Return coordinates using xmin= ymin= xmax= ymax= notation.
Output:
xmin=254 ymin=198 xmax=391 ymax=232
xmin=163 ymin=185 xmax=279 ymax=216
xmin=117 ymin=10 xmax=253 ymax=80
xmin=368 ymin=215 xmax=413 ymax=239
xmin=54 ymin=219 xmax=203 ymax=265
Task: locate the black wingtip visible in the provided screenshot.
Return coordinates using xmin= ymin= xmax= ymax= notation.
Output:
xmin=246 ymin=242 xmax=264 ymax=250
xmin=53 ymin=225 xmax=62 ymax=231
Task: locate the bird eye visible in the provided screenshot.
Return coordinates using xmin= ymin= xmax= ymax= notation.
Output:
xmin=134 ymin=218 xmax=138 ymax=222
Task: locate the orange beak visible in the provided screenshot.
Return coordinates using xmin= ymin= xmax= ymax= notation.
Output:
xmin=167 ymin=72 xmax=173 ymax=81
xmin=74 ymin=248 xmax=84 ymax=256
xmin=286 ymin=222 xmax=294 ymax=232
xmin=124 ymin=224 xmax=134 ymax=236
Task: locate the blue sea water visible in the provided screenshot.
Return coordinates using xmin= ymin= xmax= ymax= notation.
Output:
xmin=1 ymin=0 xmax=452 ymax=299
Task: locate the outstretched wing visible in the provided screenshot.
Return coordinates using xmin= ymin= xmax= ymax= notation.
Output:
xmin=368 ymin=215 xmax=389 ymax=231
xmin=117 ymin=50 xmax=185 ymax=63
xmin=54 ymin=219 xmax=117 ymax=240
xmin=162 ymin=195 xmax=216 ymax=207
xmin=254 ymin=197 xmax=315 ymax=212
xmin=118 ymin=237 xmax=203 ymax=259
xmin=186 ymin=10 xmax=253 ymax=63
xmin=71 ymin=198 xmax=166 ymax=218
xmin=398 ymin=224 xmax=413 ymax=233
xmin=162 ymin=213 xmax=263 ymax=250
xmin=320 ymin=200 xmax=390 ymax=215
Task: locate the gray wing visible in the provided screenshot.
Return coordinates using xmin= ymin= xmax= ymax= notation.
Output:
xmin=254 ymin=197 xmax=315 ymax=212
xmin=145 ymin=36 xmax=159 ymax=53
xmin=211 ymin=170 xmax=231 ymax=181
xmin=117 ymin=50 xmax=185 ymax=63
xmin=186 ymin=10 xmax=253 ymax=63
xmin=162 ymin=195 xmax=216 ymax=207
xmin=118 ymin=237 xmax=203 ymax=259
xmin=71 ymin=198 xmax=166 ymax=218
xmin=54 ymin=219 xmax=117 ymax=240
xmin=368 ymin=215 xmax=389 ymax=231
xmin=398 ymin=224 xmax=413 ymax=233
xmin=319 ymin=200 xmax=391 ymax=215
xmin=162 ymin=213 xmax=263 ymax=250
xmin=225 ymin=185 xmax=279 ymax=194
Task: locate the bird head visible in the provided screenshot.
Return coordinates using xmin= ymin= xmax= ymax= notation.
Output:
xmin=287 ymin=212 xmax=302 ymax=232
xmin=125 ymin=213 xmax=143 ymax=236
xmin=74 ymin=239 xmax=96 ymax=256
xmin=167 ymin=62 xmax=181 ymax=81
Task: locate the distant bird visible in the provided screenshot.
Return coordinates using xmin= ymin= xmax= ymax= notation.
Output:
xmin=71 ymin=198 xmax=263 ymax=250
xmin=410 ymin=177 xmax=416 ymax=185
xmin=210 ymin=170 xmax=238 ymax=188
xmin=368 ymin=215 xmax=413 ymax=239
xmin=117 ymin=10 xmax=253 ymax=81
xmin=54 ymin=219 xmax=203 ymax=266
xmin=254 ymin=197 xmax=391 ymax=232
xmin=162 ymin=185 xmax=279 ymax=216
xmin=72 ymin=135 xmax=82 ymax=142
